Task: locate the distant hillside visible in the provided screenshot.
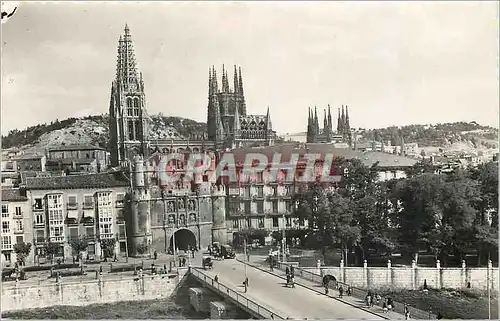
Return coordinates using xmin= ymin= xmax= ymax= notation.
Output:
xmin=358 ymin=122 xmax=498 ymax=149
xmin=1 ymin=114 xmax=207 ymax=151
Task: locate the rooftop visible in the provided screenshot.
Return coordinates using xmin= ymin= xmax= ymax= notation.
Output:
xmin=227 ymin=143 xmax=418 ymax=168
xmin=48 ymin=144 xmax=107 ymax=152
xmin=24 ymin=172 xmax=130 ymax=190
xmin=13 ymin=153 xmax=45 ymax=160
xmin=1 ymin=188 xmax=28 ymax=202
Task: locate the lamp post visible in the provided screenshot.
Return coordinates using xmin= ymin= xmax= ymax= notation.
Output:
xmin=282 ymin=214 xmax=286 ymax=263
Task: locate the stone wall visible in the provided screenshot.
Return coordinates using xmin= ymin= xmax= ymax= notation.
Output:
xmin=298 ymin=259 xmax=498 ymax=291
xmin=1 ymin=272 xmax=186 ymax=312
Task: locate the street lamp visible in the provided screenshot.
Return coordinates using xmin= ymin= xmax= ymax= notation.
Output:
xmin=282 ymin=214 xmax=286 ymax=263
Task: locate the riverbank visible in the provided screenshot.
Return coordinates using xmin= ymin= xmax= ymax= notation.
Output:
xmin=377 ymin=288 xmax=498 ymax=319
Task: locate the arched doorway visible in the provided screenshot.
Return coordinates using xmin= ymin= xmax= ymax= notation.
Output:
xmin=323 ymin=274 xmax=337 ymax=287
xmin=170 ymin=229 xmax=197 ymax=251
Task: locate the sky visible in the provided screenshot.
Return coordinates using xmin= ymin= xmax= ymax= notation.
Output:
xmin=1 ymin=1 xmax=498 ymax=135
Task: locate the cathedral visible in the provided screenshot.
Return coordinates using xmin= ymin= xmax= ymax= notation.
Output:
xmin=207 ymin=66 xmax=276 ymax=149
xmin=108 ymin=25 xmax=276 ymax=168
xmin=306 ymin=105 xmax=351 ymax=145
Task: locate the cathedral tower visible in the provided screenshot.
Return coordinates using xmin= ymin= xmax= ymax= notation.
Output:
xmin=109 ymin=24 xmax=149 ymax=167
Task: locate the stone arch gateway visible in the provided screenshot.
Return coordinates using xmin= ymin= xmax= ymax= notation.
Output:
xmin=170 ymin=228 xmax=197 ymax=251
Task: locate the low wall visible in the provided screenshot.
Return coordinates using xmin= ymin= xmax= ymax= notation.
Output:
xmin=297 ymin=259 xmax=498 ymax=291
xmin=2 ymin=272 xmax=186 ymax=312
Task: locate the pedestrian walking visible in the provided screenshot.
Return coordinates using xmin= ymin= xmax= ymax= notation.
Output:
xmin=347 ymin=286 xmax=352 ymax=296
xmin=245 ymin=276 xmax=249 ymax=287
xmin=182 ymin=257 xmax=186 ymax=267
xmin=382 ymin=302 xmax=388 ymax=313
xmin=154 ymin=250 xmax=158 ymax=260
xmin=338 ymin=285 xmax=344 ymax=298
xmin=214 ymin=275 xmax=219 ymax=282
xmin=285 ymin=266 xmax=290 ymax=276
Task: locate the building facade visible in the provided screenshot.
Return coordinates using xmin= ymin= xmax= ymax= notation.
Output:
xmin=23 ymin=173 xmax=129 ymax=263
xmin=46 ymin=144 xmax=110 ymax=174
xmin=1 ymin=188 xmax=33 ymax=267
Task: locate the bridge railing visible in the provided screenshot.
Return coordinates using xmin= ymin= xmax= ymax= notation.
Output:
xmin=190 ymin=268 xmax=285 ymax=319
xmin=276 ymin=263 xmax=436 ymax=320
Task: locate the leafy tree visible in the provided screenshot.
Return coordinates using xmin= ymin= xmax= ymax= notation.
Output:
xmin=13 ymin=242 xmax=32 ymax=266
xmin=69 ymin=238 xmax=88 ymax=262
xmin=44 ymin=242 xmax=60 ymax=264
xmin=100 ymin=239 xmax=117 ymax=261
xmin=405 ymin=160 xmax=436 ymax=178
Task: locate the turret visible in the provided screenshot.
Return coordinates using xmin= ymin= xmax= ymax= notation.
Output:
xmin=233 ymin=65 xmax=239 ymax=94
xmin=211 ymin=184 xmax=227 ymax=244
xmin=133 ymin=155 xmax=145 ymax=187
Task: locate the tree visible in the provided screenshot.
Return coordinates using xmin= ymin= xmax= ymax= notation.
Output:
xmin=69 ymin=238 xmax=88 ymax=262
xmin=13 ymin=242 xmax=32 ymax=266
xmin=100 ymin=239 xmax=117 ymax=261
xmin=44 ymin=241 xmax=60 ymax=264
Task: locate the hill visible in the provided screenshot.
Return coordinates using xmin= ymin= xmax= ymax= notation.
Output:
xmin=358 ymin=122 xmax=498 ymax=151
xmin=1 ymin=114 xmax=207 ymax=152
xmin=2 ymin=116 xmax=497 ymax=154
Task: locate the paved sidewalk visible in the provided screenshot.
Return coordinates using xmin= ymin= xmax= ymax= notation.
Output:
xmin=243 ymin=254 xmax=405 ymax=320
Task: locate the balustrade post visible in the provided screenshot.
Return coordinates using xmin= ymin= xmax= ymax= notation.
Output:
xmin=411 ymin=260 xmax=416 ymax=290
xmin=387 ymin=260 xmax=392 ymax=288
xmin=461 ymin=260 xmax=467 ymax=288
xmin=436 ymin=260 xmax=441 ymax=289
xmin=340 ymin=259 xmax=345 ymax=283
xmin=363 ymin=260 xmax=368 ymax=288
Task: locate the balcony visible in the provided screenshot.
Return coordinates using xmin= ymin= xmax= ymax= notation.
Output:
xmin=85 ymin=235 xmax=96 ymax=242
xmin=33 ymin=220 xmax=45 ymax=227
xmin=81 ymin=217 xmax=94 ymax=225
xmin=99 ymin=233 xmax=114 ymax=240
xmin=13 ymin=229 xmax=23 ymax=234
xmin=82 ymin=203 xmax=94 ymax=210
xmin=33 ymin=205 xmax=44 ymax=212
xmin=67 ymin=203 xmax=78 ymax=210
xmin=49 ymin=236 xmax=65 ymax=243
xmin=2 ymin=244 xmax=12 ymax=250
xmin=115 ymin=200 xmax=124 ymax=208
xmin=13 ymin=212 xmax=23 ymax=218
xmin=35 ymin=237 xmax=45 ymax=244
xmin=65 ymin=217 xmax=78 ymax=225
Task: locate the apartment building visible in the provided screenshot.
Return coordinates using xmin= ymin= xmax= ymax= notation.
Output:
xmin=46 ymin=144 xmax=110 ymax=174
xmin=224 ymin=144 xmax=418 ymax=241
xmin=23 ymin=172 xmax=129 ymax=262
xmin=1 ymin=188 xmax=33 ymax=267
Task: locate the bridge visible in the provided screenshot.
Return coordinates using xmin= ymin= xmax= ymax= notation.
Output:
xmin=189 ymin=258 xmax=403 ymax=319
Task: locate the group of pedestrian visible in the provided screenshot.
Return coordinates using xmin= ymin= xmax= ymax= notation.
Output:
xmin=382 ymin=297 xmax=394 ymax=313
xmin=364 ymin=290 xmax=382 ymax=308
xmin=178 ymin=256 xmax=187 ymax=267
xmin=285 ymin=266 xmax=295 ymax=288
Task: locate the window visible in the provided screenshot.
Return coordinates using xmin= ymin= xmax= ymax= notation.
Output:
xmin=256 ymin=172 xmax=263 ymax=183
xmin=34 ymin=198 xmax=43 ymax=209
xmin=135 ymin=121 xmax=141 ymax=140
xmin=50 ymin=226 xmax=63 ymax=237
xmin=2 ymin=221 xmax=10 ymax=233
xmin=258 ymin=217 xmax=264 ymax=228
xmin=272 ymin=186 xmax=278 ymax=196
xmin=116 ymin=193 xmax=125 ymax=207
xmin=244 ymin=202 xmax=251 ymax=214
xmin=133 ymin=108 xmax=139 ymax=117
xmin=257 ymin=201 xmax=264 ymax=214
xmin=246 ymin=218 xmax=252 ymax=228
xmin=257 ymin=186 xmax=264 ymax=197
xmin=15 ymin=207 xmax=22 ymax=216
xmin=2 ymin=235 xmax=12 ymax=250
xmin=285 ymin=200 xmax=292 ymax=213
xmin=86 ymin=227 xmax=95 ymax=238
xmin=97 ymin=192 xmax=113 ymax=238
xmin=134 ymin=98 xmax=139 ymax=108
xmin=127 ymin=98 xmax=132 ymax=108
xmin=36 ymin=230 xmax=44 ymax=243
xmin=84 ymin=195 xmax=94 ymax=208
xmin=47 ymin=194 xmax=64 ymax=226
xmin=16 ymin=235 xmax=23 ymax=244
xmin=118 ymin=224 xmax=126 ymax=238
xmin=286 ymin=216 xmax=291 ymax=227
xmin=229 ymin=202 xmax=239 ymax=214
xmin=299 ymin=218 xmax=305 ymax=226
xmin=232 ymin=219 xmax=239 ymax=228
xmin=127 ymin=108 xmax=133 ymax=117
xmin=284 ymin=185 xmax=291 ymax=196
xmin=273 ymin=217 xmax=279 ymax=227
xmin=1 ymin=205 xmax=8 ymax=217
xmin=15 ymin=220 xmax=23 ymax=232
xmin=128 ymin=120 xmax=134 ymax=140
xmin=272 ymin=201 xmax=278 ymax=213
xmin=87 ymin=244 xmax=95 ymax=255
xmin=68 ymin=195 xmax=77 ymax=208
xmin=244 ymin=187 xmax=250 ymax=198
xmin=35 ymin=213 xmax=44 ymax=225
xmin=69 ymin=227 xmax=78 ymax=241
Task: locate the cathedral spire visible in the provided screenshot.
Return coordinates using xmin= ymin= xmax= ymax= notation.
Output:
xmin=323 ymin=109 xmax=328 ymax=134
xmin=266 ymin=106 xmax=272 ymax=129
xmin=345 ymin=105 xmax=350 ymax=131
xmin=208 ymin=66 xmax=213 ymax=96
xmin=222 ymin=64 xmax=230 ymax=93
xmin=233 ymin=100 xmax=240 ymax=131
xmin=337 ymin=107 xmax=342 ymax=133
xmin=116 ymin=23 xmax=139 ymax=91
xmin=233 ymin=65 xmax=239 ymax=94
xmin=314 ymin=106 xmax=319 ymax=138
xmin=212 ymin=66 xmax=218 ymax=93
xmin=327 ymin=104 xmax=332 ymax=132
